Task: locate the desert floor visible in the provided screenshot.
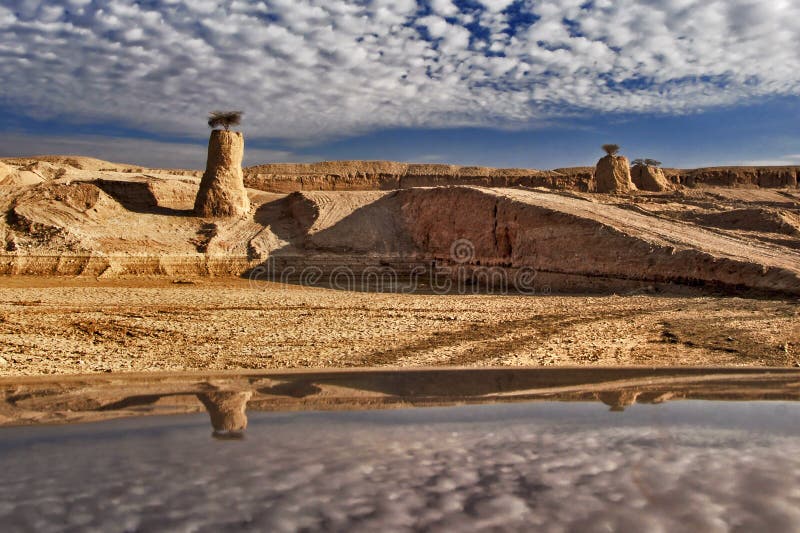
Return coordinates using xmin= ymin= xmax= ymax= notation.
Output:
xmin=0 ymin=277 xmax=797 ymax=376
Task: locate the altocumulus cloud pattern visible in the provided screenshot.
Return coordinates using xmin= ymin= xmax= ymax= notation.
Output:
xmin=1 ymin=0 xmax=800 ymax=140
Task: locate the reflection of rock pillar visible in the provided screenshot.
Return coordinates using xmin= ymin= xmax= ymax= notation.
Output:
xmin=197 ymin=390 xmax=252 ymax=437
xmin=194 ymin=130 xmax=250 ymax=217
xmin=597 ymin=390 xmax=640 ymax=412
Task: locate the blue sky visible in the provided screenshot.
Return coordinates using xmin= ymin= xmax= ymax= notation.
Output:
xmin=1 ymin=0 xmax=799 ymax=169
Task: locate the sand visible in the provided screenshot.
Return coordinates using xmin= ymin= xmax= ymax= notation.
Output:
xmin=0 ymin=277 xmax=797 ymax=376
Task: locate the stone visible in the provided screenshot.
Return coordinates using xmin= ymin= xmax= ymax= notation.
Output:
xmin=5 ymin=231 xmax=17 ymax=252
xmin=0 ymin=161 xmax=14 ymax=181
xmin=594 ymin=155 xmax=636 ymax=194
xmin=631 ymin=165 xmax=672 ymax=192
xmin=194 ymin=130 xmax=250 ymax=217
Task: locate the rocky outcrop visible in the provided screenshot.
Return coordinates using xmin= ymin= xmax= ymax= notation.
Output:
xmin=21 ymin=161 xmax=66 ymax=181
xmin=2 ymin=153 xmax=800 ymax=296
xmin=393 ymin=187 xmax=800 ymax=295
xmin=686 ymin=208 xmax=800 ymax=236
xmin=631 ymin=165 xmax=671 ymax=192
xmin=95 ymin=176 xmax=197 ymax=213
xmin=1 ymin=183 xmax=799 ymax=295
xmin=194 ymin=130 xmax=250 ymax=217
xmin=243 ymin=187 xmax=800 ymax=296
xmin=593 ymin=155 xmax=636 ymax=194
xmin=0 ymin=162 xmax=16 ymax=184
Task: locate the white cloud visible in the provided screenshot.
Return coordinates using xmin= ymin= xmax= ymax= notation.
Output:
xmin=0 ymin=0 xmax=798 ymax=142
xmin=738 ymin=155 xmax=800 ymax=166
xmin=430 ymin=0 xmax=459 ymax=17
xmin=0 ymin=132 xmax=304 ymax=168
xmin=476 ymin=0 xmax=516 ymax=13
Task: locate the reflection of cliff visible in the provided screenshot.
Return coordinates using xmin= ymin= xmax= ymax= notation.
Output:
xmin=197 ymin=391 xmax=252 ymax=439
xmin=3 ymin=369 xmax=800 ymax=428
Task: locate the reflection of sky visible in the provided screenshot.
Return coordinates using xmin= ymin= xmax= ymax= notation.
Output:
xmin=2 ymin=401 xmax=800 ymax=531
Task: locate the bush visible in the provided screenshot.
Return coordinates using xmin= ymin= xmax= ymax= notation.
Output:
xmin=602 ymin=144 xmax=620 ymax=156
xmin=632 ymin=158 xmax=662 ymax=167
xmin=208 ymin=110 xmax=243 ymax=131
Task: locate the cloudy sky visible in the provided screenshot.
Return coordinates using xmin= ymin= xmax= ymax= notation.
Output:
xmin=1 ymin=0 xmax=799 ymax=168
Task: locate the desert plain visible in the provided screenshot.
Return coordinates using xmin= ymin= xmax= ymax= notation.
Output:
xmin=0 ymin=153 xmax=798 ymax=376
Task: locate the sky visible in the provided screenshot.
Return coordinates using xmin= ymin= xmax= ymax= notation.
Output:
xmin=1 ymin=0 xmax=799 ymax=169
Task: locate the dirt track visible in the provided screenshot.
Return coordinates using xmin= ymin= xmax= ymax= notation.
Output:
xmin=0 ymin=278 xmax=797 ymax=376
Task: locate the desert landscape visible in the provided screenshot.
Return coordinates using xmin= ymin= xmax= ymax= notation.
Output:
xmin=5 ymin=3 xmax=800 ymax=530
xmin=0 ymin=138 xmax=798 ymax=376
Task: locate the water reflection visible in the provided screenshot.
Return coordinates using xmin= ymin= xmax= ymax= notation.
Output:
xmin=597 ymin=390 xmax=640 ymax=411
xmin=0 ymin=367 xmax=798 ymax=430
xmin=196 ymin=391 xmax=251 ymax=440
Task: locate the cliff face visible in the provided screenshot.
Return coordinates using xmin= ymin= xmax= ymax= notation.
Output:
xmin=244 ymin=161 xmax=799 ymax=193
xmin=664 ymin=167 xmax=799 ymax=188
xmin=5 ymin=156 xmax=796 ymax=194
xmin=244 ymin=161 xmax=595 ymax=193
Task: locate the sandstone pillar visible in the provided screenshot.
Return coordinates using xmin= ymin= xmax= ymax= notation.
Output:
xmin=594 ymin=155 xmax=636 ymax=194
xmin=194 ymin=130 xmax=250 ymax=217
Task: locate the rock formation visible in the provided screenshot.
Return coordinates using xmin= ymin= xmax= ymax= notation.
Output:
xmin=194 ymin=130 xmax=250 ymax=217
xmin=594 ymin=155 xmax=636 ymax=194
xmin=197 ymin=390 xmax=252 ymax=438
xmin=631 ymin=164 xmax=671 ymax=192
xmin=670 ymin=167 xmax=799 ymax=188
xmin=0 ymin=161 xmax=14 ymax=183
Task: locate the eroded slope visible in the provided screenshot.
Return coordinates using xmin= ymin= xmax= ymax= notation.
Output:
xmin=0 ymin=159 xmax=798 ymax=294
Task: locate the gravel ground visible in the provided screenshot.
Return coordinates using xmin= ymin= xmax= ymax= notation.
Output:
xmin=0 ymin=278 xmax=797 ymax=376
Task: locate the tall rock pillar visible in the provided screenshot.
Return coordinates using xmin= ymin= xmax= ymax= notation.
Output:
xmin=194 ymin=130 xmax=250 ymax=217
xmin=594 ymin=155 xmax=636 ymax=194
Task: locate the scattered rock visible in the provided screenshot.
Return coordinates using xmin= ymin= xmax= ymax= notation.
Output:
xmin=194 ymin=130 xmax=250 ymax=217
